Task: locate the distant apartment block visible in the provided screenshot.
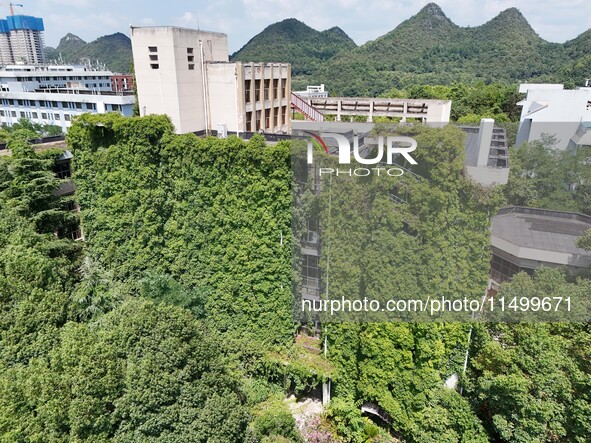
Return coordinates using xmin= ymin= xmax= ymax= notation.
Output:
xmin=0 ymin=15 xmax=45 ymax=65
xmin=460 ymin=118 xmax=509 ymax=186
xmin=110 ymin=74 xmax=134 ymax=92
xmin=130 ymin=26 xmax=291 ymax=135
xmin=0 ymin=64 xmax=135 ymax=131
xmin=490 ymin=206 xmax=591 ymax=285
xmin=293 ymin=84 xmax=329 ymax=99
xmin=516 ymin=83 xmax=591 ymax=150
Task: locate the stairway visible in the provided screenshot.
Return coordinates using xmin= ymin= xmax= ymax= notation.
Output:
xmin=291 ymin=93 xmax=325 ymax=122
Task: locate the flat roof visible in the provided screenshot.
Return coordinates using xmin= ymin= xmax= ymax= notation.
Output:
xmin=492 ymin=206 xmax=591 ymax=255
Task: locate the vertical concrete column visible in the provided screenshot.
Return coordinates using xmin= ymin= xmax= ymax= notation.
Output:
xmin=269 ymin=64 xmax=275 ymax=132
xmin=277 ymin=67 xmax=283 ymax=132
xmin=259 ymin=65 xmax=266 ymax=132
xmin=249 ymin=66 xmax=255 ymax=132
xmin=322 ymin=379 xmax=331 ymax=406
xmin=402 ymin=102 xmax=407 ymax=123
xmin=368 ymin=100 xmax=374 ymax=123
xmin=286 ymin=64 xmax=292 ymax=133
xmin=337 ymin=100 xmax=341 ymax=122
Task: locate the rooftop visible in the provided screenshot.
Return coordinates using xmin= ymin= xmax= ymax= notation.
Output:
xmin=492 ymin=206 xmax=591 ymax=255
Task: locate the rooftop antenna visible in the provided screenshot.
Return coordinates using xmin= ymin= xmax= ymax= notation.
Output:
xmin=9 ymin=2 xmax=24 ymax=16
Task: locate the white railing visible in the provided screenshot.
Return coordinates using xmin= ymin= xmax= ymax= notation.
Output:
xmin=291 ymin=92 xmax=324 ymax=122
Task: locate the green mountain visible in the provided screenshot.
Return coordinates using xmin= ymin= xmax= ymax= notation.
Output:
xmin=309 ymin=3 xmax=584 ymax=95
xmin=45 ymin=32 xmax=132 ymax=73
xmin=230 ymin=18 xmax=357 ymax=83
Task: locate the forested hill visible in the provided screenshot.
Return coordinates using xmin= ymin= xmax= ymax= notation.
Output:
xmin=311 ymin=3 xmax=590 ymax=94
xmin=45 ymin=32 xmax=133 ymax=73
xmin=233 ymin=3 xmax=591 ymax=94
xmin=230 ymin=18 xmax=357 ymax=76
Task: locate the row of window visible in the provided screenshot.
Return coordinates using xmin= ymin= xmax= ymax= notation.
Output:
xmin=245 ymin=106 xmax=288 ymax=131
xmin=0 ymin=98 xmax=98 ymax=110
xmin=149 ymin=46 xmax=196 ymax=70
xmin=0 ymin=109 xmax=69 ymax=121
xmin=0 ymin=104 xmax=122 ymax=120
xmin=14 ymin=75 xmax=110 ymax=81
xmin=244 ymin=79 xmax=287 ymax=103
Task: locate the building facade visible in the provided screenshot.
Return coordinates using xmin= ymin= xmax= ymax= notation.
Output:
xmin=110 ymin=74 xmax=134 ymax=92
xmin=516 ymin=83 xmax=591 ymax=150
xmin=0 ymin=15 xmax=45 ymax=65
xmin=130 ymin=26 xmax=291 ymax=134
xmin=0 ymin=64 xmax=135 ymax=131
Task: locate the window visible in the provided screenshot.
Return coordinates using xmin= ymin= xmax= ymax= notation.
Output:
xmin=245 ymin=80 xmax=251 ymax=103
xmin=148 ymin=46 xmax=157 ymax=52
xmin=187 ymin=47 xmax=193 ymax=54
xmin=0 ymin=110 xmax=4 ymax=116
xmin=52 ymin=101 xmax=58 ymax=107
xmin=273 ymin=79 xmax=279 ymax=98
xmin=41 ymin=112 xmax=47 ymax=119
xmin=150 ymin=64 xmax=159 ymax=69
xmin=54 ymin=160 xmax=71 ymax=179
xmin=20 ymin=112 xmax=25 ymax=118
xmin=246 ymin=111 xmax=252 ymax=130
xmin=54 ymin=113 xmax=60 ymax=120
xmin=265 ymin=114 xmax=270 ymax=129
xmin=75 ymin=102 xmax=82 ymax=109
xmin=188 ymin=64 xmax=194 ymax=70
xmin=17 ymin=99 xmax=23 ymax=106
xmin=149 ymin=54 xmax=158 ymax=61
xmin=10 ymin=111 xmax=16 ymax=117
xmin=187 ymin=55 xmax=194 ymax=62
xmin=264 ymin=79 xmax=270 ymax=100
xmin=254 ymin=80 xmax=261 ymax=102
xmin=64 ymin=114 xmax=71 ymax=121
xmin=86 ymin=103 xmax=95 ymax=110
xmin=32 ymin=112 xmax=37 ymax=119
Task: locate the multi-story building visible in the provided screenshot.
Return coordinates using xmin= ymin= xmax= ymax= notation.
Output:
xmin=516 ymin=83 xmax=591 ymax=150
xmin=0 ymin=64 xmax=136 ymax=131
xmin=0 ymin=15 xmax=45 ymax=65
xmin=130 ymin=26 xmax=291 ymax=135
xmin=110 ymin=74 xmax=134 ymax=92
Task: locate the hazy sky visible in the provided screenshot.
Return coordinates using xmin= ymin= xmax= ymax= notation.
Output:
xmin=8 ymin=0 xmax=590 ymax=53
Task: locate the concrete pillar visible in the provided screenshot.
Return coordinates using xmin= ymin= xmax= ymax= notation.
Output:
xmin=476 ymin=118 xmax=495 ymax=166
xmin=322 ymin=379 xmax=331 ymax=406
xmin=337 ymin=100 xmax=341 ymax=122
xmin=368 ymin=100 xmax=374 ymax=123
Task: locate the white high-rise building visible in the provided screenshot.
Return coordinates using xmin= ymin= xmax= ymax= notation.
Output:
xmin=0 ymin=15 xmax=45 ymax=65
xmin=130 ymin=26 xmax=291 ymax=135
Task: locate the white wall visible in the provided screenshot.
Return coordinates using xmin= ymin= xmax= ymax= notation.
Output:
xmin=131 ymin=26 xmax=228 ymax=134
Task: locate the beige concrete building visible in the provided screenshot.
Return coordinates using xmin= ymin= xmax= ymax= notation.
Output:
xmin=130 ymin=26 xmax=290 ymax=135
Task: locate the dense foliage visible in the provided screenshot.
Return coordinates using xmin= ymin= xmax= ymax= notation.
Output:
xmin=0 ymin=115 xmax=589 ymax=442
xmin=504 ymin=137 xmax=591 ymax=214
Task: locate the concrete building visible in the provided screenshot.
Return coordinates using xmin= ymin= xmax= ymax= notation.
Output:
xmin=0 ymin=64 xmax=135 ymax=131
xmin=490 ymin=206 xmax=591 ymax=284
xmin=516 ymin=83 xmax=591 ymax=150
xmin=130 ymin=26 xmax=291 ymax=135
xmin=110 ymin=74 xmax=134 ymax=92
xmin=0 ymin=15 xmax=45 ymax=65
xmin=304 ymin=96 xmax=451 ymax=124
xmin=460 ymin=119 xmax=509 ymax=186
xmin=294 ymin=84 xmax=329 ymax=99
